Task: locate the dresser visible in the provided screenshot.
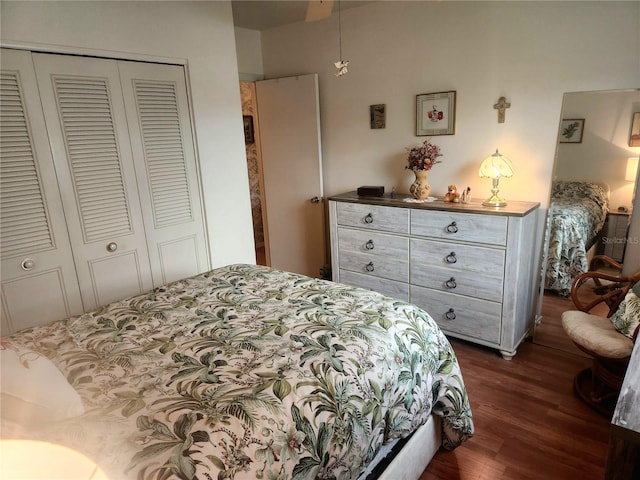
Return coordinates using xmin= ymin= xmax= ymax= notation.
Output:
xmin=328 ymin=192 xmax=540 ymax=359
xmin=600 ymin=212 xmax=631 ymax=263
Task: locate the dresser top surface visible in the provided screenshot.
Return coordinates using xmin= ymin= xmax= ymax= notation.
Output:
xmin=329 ymin=191 xmax=540 ymax=217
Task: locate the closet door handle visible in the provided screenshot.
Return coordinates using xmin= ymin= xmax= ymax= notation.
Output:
xmin=311 ymin=196 xmax=321 ymax=204
xmin=445 ymin=252 xmax=457 ymax=264
xmin=365 ymin=239 xmax=375 ymax=250
xmin=364 ymin=213 xmax=374 ymax=224
xmin=365 ymin=262 xmax=375 ymax=272
xmin=21 ymin=258 xmax=35 ymax=271
xmin=106 ymin=242 xmax=118 ymax=252
xmin=445 ymin=221 xmax=458 ymax=233
xmin=445 ymin=308 xmax=456 ymax=321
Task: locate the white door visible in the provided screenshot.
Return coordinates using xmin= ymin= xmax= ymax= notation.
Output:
xmin=0 ymin=49 xmax=84 ymax=334
xmin=33 ymin=53 xmax=154 ymax=311
xmin=255 ymin=74 xmax=326 ymax=278
xmin=119 ymin=61 xmax=209 ymax=285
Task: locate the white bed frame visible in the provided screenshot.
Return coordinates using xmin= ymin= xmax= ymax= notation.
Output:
xmin=359 ymin=415 xmax=442 ymax=480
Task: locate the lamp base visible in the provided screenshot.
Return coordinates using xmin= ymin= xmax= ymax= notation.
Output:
xmin=482 ymin=195 xmax=507 ymax=207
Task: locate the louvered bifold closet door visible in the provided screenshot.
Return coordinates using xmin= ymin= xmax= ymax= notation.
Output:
xmin=33 ymin=53 xmax=154 ymax=312
xmin=0 ymin=49 xmax=84 ymax=334
xmin=119 ymin=62 xmax=208 ymax=286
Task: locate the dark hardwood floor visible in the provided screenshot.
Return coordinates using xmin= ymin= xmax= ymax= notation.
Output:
xmin=420 ymin=337 xmax=611 ymax=479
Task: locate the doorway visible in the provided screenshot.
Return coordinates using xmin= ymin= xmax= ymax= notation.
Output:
xmin=240 ymin=81 xmax=268 ymax=266
xmin=239 ymin=75 xmax=327 ymax=278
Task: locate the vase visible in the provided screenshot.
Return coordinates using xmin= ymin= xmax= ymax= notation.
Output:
xmin=409 ymin=169 xmax=430 ymax=200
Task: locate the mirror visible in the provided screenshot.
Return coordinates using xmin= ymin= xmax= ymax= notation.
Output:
xmin=534 ymin=89 xmax=640 ymax=354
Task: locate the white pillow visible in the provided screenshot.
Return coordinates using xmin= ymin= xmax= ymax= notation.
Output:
xmin=610 ymin=286 xmax=640 ymax=340
xmin=1 ymin=341 xmax=85 ymax=424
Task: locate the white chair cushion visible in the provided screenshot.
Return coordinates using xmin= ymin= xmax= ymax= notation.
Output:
xmin=562 ymin=310 xmax=634 ymax=359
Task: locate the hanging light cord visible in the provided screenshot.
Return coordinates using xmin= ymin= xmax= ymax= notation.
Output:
xmin=338 ymin=0 xmax=343 ymax=61
xmin=334 ymin=0 xmax=349 ymax=76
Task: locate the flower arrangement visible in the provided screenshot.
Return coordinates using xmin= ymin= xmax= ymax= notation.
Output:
xmin=405 ymin=138 xmax=442 ymax=171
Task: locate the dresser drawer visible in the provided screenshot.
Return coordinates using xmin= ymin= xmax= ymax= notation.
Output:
xmin=338 ymin=228 xmax=408 ymax=259
xmin=410 ymin=238 xmax=504 ymax=275
xmin=337 ymin=202 xmax=409 ymax=234
xmin=410 ymin=209 xmax=508 ymax=246
xmin=410 ymin=239 xmax=504 ymax=301
xmin=338 ymin=270 xmax=409 ymax=301
xmin=410 ymin=286 xmax=501 ymax=344
xmin=338 ymin=250 xmax=408 ymax=283
xmin=411 ymin=265 xmax=503 ymax=302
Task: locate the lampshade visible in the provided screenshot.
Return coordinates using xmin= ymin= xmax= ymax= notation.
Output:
xmin=478 ymin=149 xmax=514 ymax=179
xmin=479 ymin=149 xmax=513 ymax=207
xmin=625 ymin=156 xmax=639 ymax=182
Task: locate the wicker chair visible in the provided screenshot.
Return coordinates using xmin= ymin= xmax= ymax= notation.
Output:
xmin=561 ymin=258 xmax=640 ymax=417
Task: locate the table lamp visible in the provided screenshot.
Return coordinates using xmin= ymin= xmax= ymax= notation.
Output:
xmin=479 ymin=149 xmax=514 ymax=207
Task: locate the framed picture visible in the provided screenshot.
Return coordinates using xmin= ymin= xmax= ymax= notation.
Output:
xmin=243 ymin=115 xmax=254 ymax=144
xmin=559 ymin=118 xmax=585 ymax=143
xmin=370 ymin=104 xmax=386 ymax=129
xmin=416 ymin=91 xmax=456 ymax=136
xmin=630 ymin=112 xmax=640 ymax=147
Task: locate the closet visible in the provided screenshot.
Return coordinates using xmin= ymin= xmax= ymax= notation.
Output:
xmin=1 ymin=49 xmax=208 ymax=334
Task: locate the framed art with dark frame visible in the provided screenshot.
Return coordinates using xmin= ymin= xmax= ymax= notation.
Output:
xmin=416 ymin=91 xmax=456 ymax=136
xmin=370 ymin=104 xmax=386 ymax=129
xmin=559 ymin=118 xmax=585 ymax=143
xmin=243 ymin=115 xmax=255 ymax=144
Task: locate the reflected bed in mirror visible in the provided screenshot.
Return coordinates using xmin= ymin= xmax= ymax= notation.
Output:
xmin=535 ymin=88 xmax=640 ymax=355
xmin=544 ymin=180 xmax=610 ymax=296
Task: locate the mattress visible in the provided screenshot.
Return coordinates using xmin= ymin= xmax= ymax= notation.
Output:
xmin=1 ymin=264 xmax=473 ymax=479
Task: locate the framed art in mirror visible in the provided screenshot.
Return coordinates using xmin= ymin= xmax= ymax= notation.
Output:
xmin=416 ymin=91 xmax=456 ymax=136
xmin=559 ymin=118 xmax=585 ymax=143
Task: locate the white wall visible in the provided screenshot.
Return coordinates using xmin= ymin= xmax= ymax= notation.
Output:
xmin=254 ymin=0 xmax=639 ymax=313
xmin=555 ymin=90 xmax=640 ymax=211
xmin=0 ymin=0 xmax=256 ymax=268
xmin=235 ymin=27 xmax=264 ymax=80
xmin=260 ymin=1 xmax=640 ymax=208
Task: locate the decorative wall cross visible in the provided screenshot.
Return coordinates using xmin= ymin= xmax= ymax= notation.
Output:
xmin=493 ymin=96 xmax=511 ymax=123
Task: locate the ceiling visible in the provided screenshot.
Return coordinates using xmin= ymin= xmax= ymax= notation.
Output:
xmin=231 ymin=1 xmax=375 ymax=31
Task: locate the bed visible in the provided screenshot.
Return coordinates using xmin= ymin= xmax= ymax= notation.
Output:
xmin=545 ymin=181 xmax=609 ymax=296
xmin=1 ymin=263 xmax=473 ymax=480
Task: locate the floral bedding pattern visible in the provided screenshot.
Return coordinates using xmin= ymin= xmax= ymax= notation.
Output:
xmin=545 ymin=181 xmax=608 ymax=296
xmin=3 ymin=264 xmax=473 ymax=480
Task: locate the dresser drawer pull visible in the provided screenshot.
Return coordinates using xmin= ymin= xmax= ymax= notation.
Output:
xmin=445 ymin=221 xmax=458 ymax=233
xmin=365 ymin=262 xmax=375 ymax=272
xmin=445 ymin=308 xmax=456 ymax=321
xmin=445 ymin=277 xmax=457 ymax=289
xmin=445 ymin=252 xmax=457 ymax=264
xmin=364 ymin=213 xmax=374 ymax=224
xmin=365 ymin=239 xmax=375 ymax=250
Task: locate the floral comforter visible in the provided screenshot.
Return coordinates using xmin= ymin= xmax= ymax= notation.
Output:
xmin=545 ymin=181 xmax=608 ymax=296
xmin=2 ymin=264 xmax=473 ymax=480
